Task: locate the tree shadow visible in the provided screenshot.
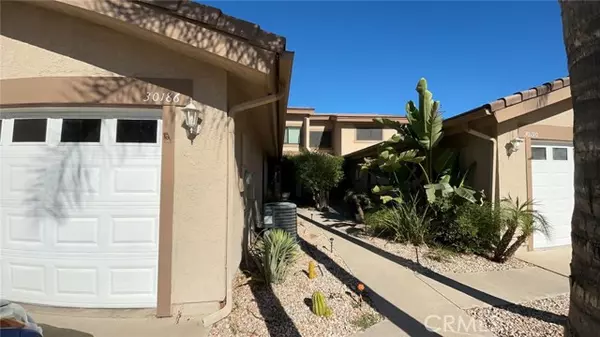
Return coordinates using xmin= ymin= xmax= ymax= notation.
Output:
xmin=298 ymin=213 xmax=567 ymax=326
xmin=241 ymin=269 xmax=301 ymax=337
xmin=298 ymin=238 xmax=442 ymax=336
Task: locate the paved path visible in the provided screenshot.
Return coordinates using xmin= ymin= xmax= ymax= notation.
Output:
xmin=30 ymin=311 xmax=208 ymax=337
xmin=297 ymin=209 xmax=569 ymax=337
xmin=515 ymin=245 xmax=572 ymax=277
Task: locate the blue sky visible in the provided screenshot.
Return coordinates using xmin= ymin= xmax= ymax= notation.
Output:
xmin=204 ymin=1 xmax=567 ymax=118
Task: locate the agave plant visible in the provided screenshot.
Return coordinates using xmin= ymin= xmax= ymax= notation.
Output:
xmin=254 ymin=229 xmax=300 ymax=284
xmin=361 ymin=78 xmax=481 ymax=205
xmin=492 ymin=196 xmax=551 ymax=262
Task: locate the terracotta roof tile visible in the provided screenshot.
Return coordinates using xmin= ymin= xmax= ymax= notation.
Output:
xmin=486 ymin=77 xmax=570 ymax=112
xmin=488 ymin=100 xmax=506 ymax=112
xmin=503 ymin=93 xmax=523 ymax=107
xmin=445 ymin=77 xmax=571 ymax=122
xmin=520 ymin=88 xmax=538 ymax=100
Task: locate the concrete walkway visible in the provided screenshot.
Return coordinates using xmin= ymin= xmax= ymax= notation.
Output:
xmin=27 ymin=309 xmax=208 ymax=337
xmin=297 ymin=209 xmax=569 ymax=337
xmin=516 ymin=245 xmax=572 ymax=277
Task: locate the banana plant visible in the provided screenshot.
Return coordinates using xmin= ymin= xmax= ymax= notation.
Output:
xmin=360 ymin=78 xmax=481 ymax=205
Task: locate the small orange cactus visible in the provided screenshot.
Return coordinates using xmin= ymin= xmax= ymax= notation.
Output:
xmin=357 ymin=283 xmax=365 ymax=292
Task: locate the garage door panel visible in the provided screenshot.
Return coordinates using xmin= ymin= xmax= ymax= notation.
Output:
xmin=111 ymin=167 xmax=160 ymax=196
xmin=1 ymin=112 xmax=161 ymax=308
xmin=532 ymin=143 xmax=574 ymax=249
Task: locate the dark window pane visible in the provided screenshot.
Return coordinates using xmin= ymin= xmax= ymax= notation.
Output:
xmin=61 ymin=119 xmax=101 ymax=143
xmin=13 ymin=119 xmax=47 ymax=142
xmin=531 ymin=147 xmax=546 ymax=160
xmin=553 ymin=148 xmax=568 ymax=160
xmin=116 ymin=120 xmax=157 ymax=143
xmin=309 ymin=130 xmax=332 ymax=148
xmin=0 ymin=119 xmax=2 ymax=138
xmin=356 ymin=128 xmax=383 ymax=141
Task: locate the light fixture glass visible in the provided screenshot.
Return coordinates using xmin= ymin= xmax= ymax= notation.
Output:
xmin=182 ymin=101 xmax=202 ymax=135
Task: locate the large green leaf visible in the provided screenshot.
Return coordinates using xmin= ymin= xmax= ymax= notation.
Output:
xmin=454 ymin=186 xmax=477 ymax=203
xmin=405 ymin=79 xmax=444 ymax=152
xmin=372 ymin=185 xmax=394 ymax=194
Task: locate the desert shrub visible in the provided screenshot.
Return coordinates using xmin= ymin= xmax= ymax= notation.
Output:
xmin=431 ymin=201 xmax=503 ymax=254
xmin=365 ymin=196 xmax=431 ymax=246
xmin=253 ymin=229 xmax=299 ymax=284
xmin=364 ymin=207 xmax=396 ymax=237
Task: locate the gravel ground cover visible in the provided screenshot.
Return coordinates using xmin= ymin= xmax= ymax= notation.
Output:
xmin=305 ymin=209 xmax=532 ymax=274
xmin=466 ymin=294 xmax=569 ymax=337
xmin=209 ymin=224 xmax=382 ymax=337
xmin=356 ymin=234 xmax=532 ymax=274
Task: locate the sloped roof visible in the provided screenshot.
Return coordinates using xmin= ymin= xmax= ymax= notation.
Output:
xmin=136 ymin=0 xmax=286 ymax=53
xmin=446 ymin=77 xmax=570 ymax=123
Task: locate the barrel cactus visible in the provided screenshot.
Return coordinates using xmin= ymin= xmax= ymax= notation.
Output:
xmin=308 ymin=261 xmax=317 ymax=279
xmin=312 ymin=291 xmax=333 ymax=318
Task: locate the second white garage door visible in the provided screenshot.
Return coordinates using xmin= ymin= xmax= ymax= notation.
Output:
xmin=0 ymin=108 xmax=162 ymax=308
xmin=531 ymin=142 xmax=574 ymax=249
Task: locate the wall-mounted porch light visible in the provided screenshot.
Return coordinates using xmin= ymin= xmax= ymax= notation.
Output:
xmin=182 ymin=100 xmax=203 ymax=137
xmin=505 ymin=137 xmax=524 ymax=156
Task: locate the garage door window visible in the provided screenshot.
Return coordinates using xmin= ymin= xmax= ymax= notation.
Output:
xmin=116 ymin=120 xmax=157 ymax=143
xmin=553 ymin=148 xmax=568 ymax=160
xmin=61 ymin=119 xmax=101 ymax=143
xmin=12 ymin=119 xmax=47 ymax=142
xmin=531 ymin=147 xmax=547 ymax=160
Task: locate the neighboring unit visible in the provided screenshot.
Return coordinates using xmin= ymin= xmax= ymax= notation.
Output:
xmin=283 ymin=107 xmax=407 ymax=156
xmin=0 ymin=0 xmax=293 ymax=322
xmin=346 ymin=78 xmax=573 ymax=251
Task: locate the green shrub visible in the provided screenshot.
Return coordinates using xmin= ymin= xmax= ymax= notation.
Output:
xmin=254 ymin=229 xmax=299 ymax=284
xmin=291 ymin=151 xmax=344 ymax=211
xmin=431 ymin=201 xmax=502 ymax=254
xmin=365 ymin=196 xmax=430 ymax=246
xmin=364 ymin=208 xmax=396 ymax=237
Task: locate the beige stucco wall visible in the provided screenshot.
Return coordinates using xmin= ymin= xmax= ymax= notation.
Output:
xmin=496 ymin=103 xmax=573 ymax=202
xmin=339 ymin=124 xmax=396 ymax=156
xmin=1 ymin=1 xmax=235 ymax=310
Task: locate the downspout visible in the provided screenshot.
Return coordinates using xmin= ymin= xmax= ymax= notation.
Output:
xmin=465 ymin=128 xmax=497 ymax=204
xmin=202 ymin=90 xmax=284 ymax=327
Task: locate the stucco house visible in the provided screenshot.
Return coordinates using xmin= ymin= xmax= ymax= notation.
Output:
xmin=0 ymin=0 xmax=293 ymax=324
xmin=345 ymin=78 xmax=573 ymax=251
xmin=283 ymin=107 xmax=407 ymax=156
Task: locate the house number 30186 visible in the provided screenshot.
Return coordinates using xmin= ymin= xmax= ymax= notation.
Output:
xmin=525 ymin=131 xmax=539 ymax=138
xmin=143 ymin=92 xmax=181 ymax=103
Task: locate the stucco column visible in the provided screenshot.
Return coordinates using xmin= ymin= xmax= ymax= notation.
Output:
xmin=303 ymin=116 xmax=310 ymax=150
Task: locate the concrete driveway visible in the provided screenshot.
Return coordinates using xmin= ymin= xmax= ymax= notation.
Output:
xmin=515 ymin=246 xmax=572 ymax=277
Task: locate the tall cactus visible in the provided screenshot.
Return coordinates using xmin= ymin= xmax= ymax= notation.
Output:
xmin=308 ymin=261 xmax=317 ymax=279
xmin=312 ymin=291 xmax=333 ymax=318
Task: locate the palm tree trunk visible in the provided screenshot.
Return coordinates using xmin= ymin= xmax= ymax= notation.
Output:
xmin=501 ymin=234 xmax=528 ymax=262
xmin=493 ymin=224 xmax=518 ymax=261
xmin=560 ymin=2 xmax=600 ymax=336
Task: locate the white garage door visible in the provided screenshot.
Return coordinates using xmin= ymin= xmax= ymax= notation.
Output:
xmin=0 ymin=108 xmax=162 ymax=308
xmin=531 ymin=142 xmax=574 ymax=249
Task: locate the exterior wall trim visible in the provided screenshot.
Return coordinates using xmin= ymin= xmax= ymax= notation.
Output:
xmin=157 ymin=105 xmax=176 ymax=316
xmin=0 ymin=77 xmax=192 ymax=107
xmin=521 ymin=125 xmax=573 ymax=251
